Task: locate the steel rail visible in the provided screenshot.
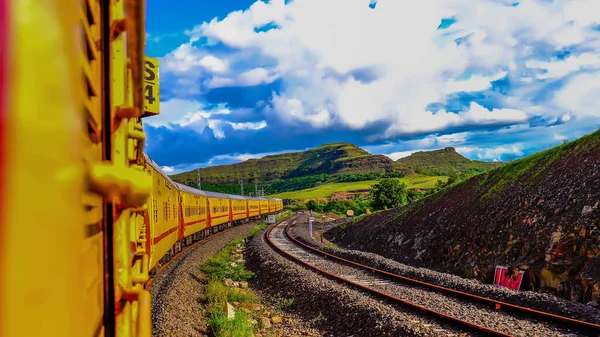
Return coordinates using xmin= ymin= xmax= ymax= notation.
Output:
xmin=265 ymin=217 xmax=512 ymax=337
xmin=285 ymin=220 xmax=600 ymax=335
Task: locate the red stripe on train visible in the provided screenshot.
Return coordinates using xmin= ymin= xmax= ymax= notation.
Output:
xmin=153 ymin=226 xmax=178 ymax=245
xmin=184 ymin=219 xmax=206 ymax=227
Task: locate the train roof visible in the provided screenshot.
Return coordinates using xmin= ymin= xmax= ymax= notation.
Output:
xmin=227 ymin=193 xmax=247 ymax=200
xmin=174 ymin=182 xmax=208 ymax=196
xmin=144 ymin=154 xmax=177 ymax=186
xmin=204 ymin=190 xmax=234 ymax=199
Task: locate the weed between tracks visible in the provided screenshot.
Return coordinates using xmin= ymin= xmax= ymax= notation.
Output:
xmin=201 ymin=238 xmax=258 ymax=337
xmin=201 ymin=217 xmax=293 ymax=337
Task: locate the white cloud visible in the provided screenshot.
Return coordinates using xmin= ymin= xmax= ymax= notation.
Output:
xmin=158 ymin=0 xmax=600 ymax=145
xmin=174 ymin=0 xmax=600 ymax=136
xmin=161 ymin=166 xmax=175 ymax=173
xmin=382 ymin=102 xmax=528 ymax=138
xmin=456 ymin=144 xmax=524 ymax=161
xmin=386 ymin=150 xmax=419 ymax=161
xmin=144 ymin=98 xmax=204 ymax=128
xmin=230 ymin=121 xmax=268 ymax=131
xmin=444 ymin=71 xmax=508 ymax=94
xmin=525 ymin=53 xmax=600 ymax=79
xmin=161 ymin=44 xmax=229 ymax=76
xmin=553 ymin=71 xmax=600 ymax=118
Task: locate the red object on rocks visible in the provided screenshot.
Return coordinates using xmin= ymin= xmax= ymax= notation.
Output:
xmin=494 ymin=266 xmax=524 ymax=290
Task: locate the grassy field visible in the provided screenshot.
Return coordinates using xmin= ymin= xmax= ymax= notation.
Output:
xmin=268 ymin=175 xmax=448 ymax=200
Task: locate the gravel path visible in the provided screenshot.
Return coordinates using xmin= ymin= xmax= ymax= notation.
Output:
xmin=247 ymin=216 xmax=470 ymax=336
xmin=291 ymin=216 xmax=600 ymax=334
xmin=150 ymin=223 xmax=257 ymax=337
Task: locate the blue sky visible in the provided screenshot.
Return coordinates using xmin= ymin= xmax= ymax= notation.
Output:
xmin=144 ymin=0 xmax=600 ymax=174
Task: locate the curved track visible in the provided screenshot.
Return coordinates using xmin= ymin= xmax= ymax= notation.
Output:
xmin=266 ymin=216 xmax=600 ymax=337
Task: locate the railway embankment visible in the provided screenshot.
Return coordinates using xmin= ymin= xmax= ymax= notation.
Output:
xmin=325 ymin=129 xmax=600 ymax=306
xmin=290 ymin=217 xmax=600 ymax=325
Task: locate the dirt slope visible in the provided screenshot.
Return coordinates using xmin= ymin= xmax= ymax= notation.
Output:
xmin=327 ymin=129 xmax=600 ymax=304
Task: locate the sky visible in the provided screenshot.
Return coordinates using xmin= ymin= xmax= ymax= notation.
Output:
xmin=143 ymin=0 xmax=600 ymax=175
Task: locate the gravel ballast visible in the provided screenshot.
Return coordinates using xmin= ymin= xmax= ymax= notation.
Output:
xmin=246 ymin=216 xmax=472 ymax=336
xmin=291 ymin=216 xmax=600 ymax=328
xmin=149 ymin=223 xmax=258 ymax=337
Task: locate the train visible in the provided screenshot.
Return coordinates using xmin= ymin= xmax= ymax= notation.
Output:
xmin=0 ymin=1 xmax=281 ymax=337
xmin=144 ymin=154 xmax=283 ymax=274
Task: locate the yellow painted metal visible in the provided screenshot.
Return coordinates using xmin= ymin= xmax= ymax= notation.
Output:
xmin=1 ymin=1 xmax=86 ymax=337
xmin=231 ymin=199 xmax=247 ymax=221
xmin=180 ymin=191 xmax=208 ymax=238
xmin=80 ymin=0 xmax=105 ymax=336
xmin=107 ymin=0 xmax=152 ymax=335
xmin=142 ymin=57 xmax=160 ymax=116
xmin=145 ymin=163 xmax=179 ymax=270
xmin=208 ymin=197 xmax=230 ymax=227
xmin=248 ymin=199 xmax=261 ymax=217
xmin=259 ymin=199 xmax=269 ymax=215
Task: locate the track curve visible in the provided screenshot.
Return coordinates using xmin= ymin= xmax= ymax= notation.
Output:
xmin=266 ymin=215 xmax=598 ymax=337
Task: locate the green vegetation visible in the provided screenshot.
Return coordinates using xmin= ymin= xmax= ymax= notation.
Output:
xmin=248 ymin=223 xmax=267 ymax=237
xmin=169 ymin=142 xmax=413 ymax=192
xmin=479 ymin=129 xmax=600 ymax=202
xmin=306 ymin=197 xmax=372 ymax=216
xmin=206 ymin=279 xmax=257 ymax=306
xmin=202 ymin=238 xmax=263 ymax=337
xmin=200 ymin=238 xmax=255 ymax=281
xmin=269 ymin=175 xmax=447 ymax=200
xmin=370 ymin=178 xmax=409 ymax=210
xmin=397 ymin=147 xmax=504 ymax=176
xmin=169 ymin=142 xmax=502 ymax=201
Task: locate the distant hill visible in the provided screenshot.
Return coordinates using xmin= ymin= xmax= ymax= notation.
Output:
xmin=169 ymin=142 xmax=502 ymax=197
xmin=397 ymin=147 xmax=504 ymax=176
xmin=170 ymin=142 xmax=412 ymax=186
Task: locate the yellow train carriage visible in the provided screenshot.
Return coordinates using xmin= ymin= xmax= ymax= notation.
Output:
xmin=258 ymin=197 xmax=269 ymax=215
xmin=206 ymin=191 xmax=231 ymax=230
xmin=144 ymin=155 xmax=180 ymax=270
xmin=3 ymin=0 xmax=155 ymax=336
xmin=268 ymin=198 xmax=277 ymax=213
xmin=229 ymin=194 xmax=248 ymax=222
xmin=175 ymin=183 xmax=209 ymax=244
xmin=246 ymin=197 xmax=261 ymax=218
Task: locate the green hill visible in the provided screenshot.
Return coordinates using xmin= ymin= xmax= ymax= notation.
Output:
xmin=396 ymin=147 xmax=504 ymax=176
xmin=170 ymin=142 xmax=411 ymax=186
xmin=169 ymin=143 xmax=503 ymax=197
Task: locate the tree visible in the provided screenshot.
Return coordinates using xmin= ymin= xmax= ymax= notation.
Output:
xmin=406 ymin=188 xmax=421 ymax=203
xmin=370 ymin=178 xmax=407 ymax=210
xmin=305 ymin=200 xmax=319 ymax=211
xmin=446 ymin=173 xmax=458 ymax=186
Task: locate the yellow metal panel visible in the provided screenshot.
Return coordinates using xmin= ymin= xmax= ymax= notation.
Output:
xmin=2 ymin=1 xmax=86 ymax=337
xmin=248 ymin=200 xmax=260 ymax=217
xmin=181 ymin=191 xmax=208 ymax=237
xmin=260 ymin=200 xmax=269 ymax=214
xmin=147 ymin=167 xmax=179 ymax=269
xmin=209 ymin=197 xmax=230 ymax=227
xmin=142 ymin=56 xmax=160 ymax=117
xmin=231 ymin=199 xmax=247 ymax=221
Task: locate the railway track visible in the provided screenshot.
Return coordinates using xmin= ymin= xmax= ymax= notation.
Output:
xmin=266 ymin=216 xmax=599 ymax=337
